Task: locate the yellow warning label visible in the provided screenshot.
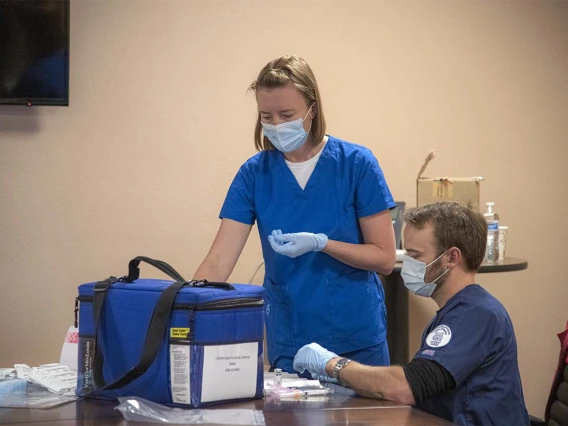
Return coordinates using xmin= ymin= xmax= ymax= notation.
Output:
xmin=170 ymin=328 xmax=190 ymax=339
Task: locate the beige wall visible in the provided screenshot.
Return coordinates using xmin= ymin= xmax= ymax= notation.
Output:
xmin=1 ymin=0 xmax=567 ymax=416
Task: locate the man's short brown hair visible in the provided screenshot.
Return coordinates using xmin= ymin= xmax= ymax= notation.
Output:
xmin=404 ymin=202 xmax=488 ymax=272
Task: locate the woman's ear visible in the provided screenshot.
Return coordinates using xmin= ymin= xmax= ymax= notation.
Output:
xmin=311 ymin=102 xmax=318 ymax=119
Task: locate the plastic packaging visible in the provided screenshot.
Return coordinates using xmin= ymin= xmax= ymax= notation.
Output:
xmin=483 ymin=202 xmax=500 ymax=263
xmin=485 ymin=229 xmax=499 ymax=263
xmin=0 ymin=383 xmax=77 ymax=409
xmin=277 ymin=388 xmax=331 ymax=399
xmin=263 ymin=371 xmax=332 ymax=401
xmin=115 ymin=397 xmax=265 ymax=425
xmin=0 ymin=368 xmax=15 ymax=379
xmin=0 ymin=378 xmax=26 ymax=397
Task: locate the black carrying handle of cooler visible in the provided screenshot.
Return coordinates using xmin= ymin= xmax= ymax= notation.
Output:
xmin=93 ymin=279 xmax=187 ymax=390
xmin=189 ymin=279 xmax=235 ymax=291
xmin=125 ymin=256 xmax=185 ymax=283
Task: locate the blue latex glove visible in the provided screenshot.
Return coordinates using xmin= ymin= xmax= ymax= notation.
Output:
xmin=293 ymin=342 xmax=338 ymax=378
xmin=268 ymin=229 xmax=328 ymax=258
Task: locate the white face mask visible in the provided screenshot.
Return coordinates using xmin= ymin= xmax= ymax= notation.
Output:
xmin=260 ymin=105 xmax=313 ymax=153
xmin=401 ymin=251 xmax=450 ymax=298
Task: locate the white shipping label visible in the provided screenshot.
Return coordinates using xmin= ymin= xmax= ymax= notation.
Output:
xmin=200 ymin=342 xmax=258 ymax=403
xmin=170 ymin=345 xmax=191 ymax=404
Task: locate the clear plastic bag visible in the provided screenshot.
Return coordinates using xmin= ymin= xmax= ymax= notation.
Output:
xmin=115 ymin=397 xmax=265 ymax=425
xmin=263 ymin=372 xmax=333 ymax=401
xmin=0 ymin=383 xmax=77 ymax=409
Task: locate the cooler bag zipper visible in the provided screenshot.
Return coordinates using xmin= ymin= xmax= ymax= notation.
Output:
xmin=173 ymin=298 xmax=264 ymax=311
xmin=75 ymin=296 xmax=264 ymax=329
xmin=76 ymin=296 xmax=263 ymax=309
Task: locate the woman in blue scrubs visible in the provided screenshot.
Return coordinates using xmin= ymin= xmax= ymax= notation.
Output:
xmin=193 ymin=55 xmax=397 ymax=374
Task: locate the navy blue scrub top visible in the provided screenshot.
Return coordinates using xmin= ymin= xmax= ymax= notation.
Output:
xmin=415 ymin=284 xmax=529 ymax=426
xmin=220 ymin=136 xmax=396 ymax=363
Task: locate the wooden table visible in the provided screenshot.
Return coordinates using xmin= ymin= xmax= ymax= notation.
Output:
xmin=0 ymin=386 xmax=454 ymax=425
xmin=382 ymin=257 xmax=528 ymax=365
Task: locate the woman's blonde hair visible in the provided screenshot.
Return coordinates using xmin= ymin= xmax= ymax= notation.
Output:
xmin=248 ymin=55 xmax=326 ymax=151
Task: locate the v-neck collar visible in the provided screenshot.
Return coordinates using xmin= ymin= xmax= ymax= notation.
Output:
xmin=275 ymin=137 xmax=332 ymax=196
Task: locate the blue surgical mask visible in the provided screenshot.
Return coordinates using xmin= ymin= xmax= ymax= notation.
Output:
xmin=260 ymin=105 xmax=313 ymax=153
xmin=401 ymin=251 xmax=449 ymax=298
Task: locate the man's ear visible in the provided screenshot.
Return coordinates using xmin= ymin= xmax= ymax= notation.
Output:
xmin=447 ymin=247 xmax=462 ymax=268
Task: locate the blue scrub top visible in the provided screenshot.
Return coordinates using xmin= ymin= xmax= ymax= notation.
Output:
xmin=415 ymin=284 xmax=529 ymax=426
xmin=220 ymin=136 xmax=396 ymax=362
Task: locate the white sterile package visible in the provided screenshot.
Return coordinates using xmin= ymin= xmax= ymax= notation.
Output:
xmin=263 ymin=372 xmax=331 ymax=399
xmin=264 ymin=371 xmax=322 ymax=388
xmin=27 ymin=363 xmax=77 ymax=395
xmin=14 ymin=364 xmax=32 ymax=380
xmin=13 ymin=363 xmax=77 ymax=395
xmin=116 ymin=397 xmax=265 ymax=425
xmin=0 ymin=368 xmax=15 ymax=379
xmin=0 ymin=363 xmax=77 ymax=409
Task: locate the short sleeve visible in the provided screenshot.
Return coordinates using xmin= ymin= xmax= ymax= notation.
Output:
xmin=219 ymin=163 xmax=256 ymax=225
xmin=414 ymin=305 xmax=502 ymax=385
xmin=354 ymin=149 xmax=396 ymax=217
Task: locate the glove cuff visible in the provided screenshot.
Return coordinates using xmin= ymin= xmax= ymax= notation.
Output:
xmin=314 ymin=233 xmax=328 ymax=252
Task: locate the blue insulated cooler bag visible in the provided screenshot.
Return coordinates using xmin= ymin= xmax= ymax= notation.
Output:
xmin=75 ymin=256 xmax=265 ymax=407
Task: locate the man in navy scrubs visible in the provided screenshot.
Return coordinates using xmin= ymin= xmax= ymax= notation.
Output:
xmin=294 ymin=202 xmax=529 ymax=426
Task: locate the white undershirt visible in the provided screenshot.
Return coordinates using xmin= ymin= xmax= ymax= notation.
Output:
xmin=284 ymin=141 xmax=327 ymax=190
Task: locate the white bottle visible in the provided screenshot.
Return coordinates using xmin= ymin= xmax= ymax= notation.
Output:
xmin=483 ymin=202 xmax=500 ymax=263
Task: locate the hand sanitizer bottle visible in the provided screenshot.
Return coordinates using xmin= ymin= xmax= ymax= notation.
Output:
xmin=483 ymin=202 xmax=500 ymax=263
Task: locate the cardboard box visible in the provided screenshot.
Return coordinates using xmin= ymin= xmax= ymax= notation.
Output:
xmin=416 ymin=151 xmax=483 ymax=210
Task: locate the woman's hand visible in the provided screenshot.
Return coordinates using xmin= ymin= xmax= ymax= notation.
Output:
xmin=268 ymin=229 xmax=328 ymax=258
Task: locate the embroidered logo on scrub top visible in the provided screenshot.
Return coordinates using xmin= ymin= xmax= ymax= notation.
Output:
xmin=426 ymin=325 xmax=452 ymax=348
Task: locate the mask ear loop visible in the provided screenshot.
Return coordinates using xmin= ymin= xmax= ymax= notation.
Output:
xmin=303 ymin=103 xmax=315 ymax=120
xmin=304 ymin=103 xmax=315 ymax=135
xmin=430 ymin=265 xmax=451 ymax=285
xmin=427 ymin=248 xmax=455 ymax=285
xmin=426 ymin=249 xmax=448 ymax=268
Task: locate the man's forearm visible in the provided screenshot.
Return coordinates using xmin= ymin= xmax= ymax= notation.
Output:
xmin=326 ymin=358 xmax=415 ymax=405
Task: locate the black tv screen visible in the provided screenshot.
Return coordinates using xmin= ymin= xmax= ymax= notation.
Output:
xmin=0 ymin=0 xmax=69 ymax=106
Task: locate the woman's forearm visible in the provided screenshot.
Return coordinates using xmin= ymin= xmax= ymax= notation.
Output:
xmin=322 ymin=239 xmax=395 ymax=275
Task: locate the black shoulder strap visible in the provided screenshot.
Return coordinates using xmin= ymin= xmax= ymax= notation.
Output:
xmin=93 ymin=280 xmax=187 ymax=390
xmin=92 ymin=277 xmax=120 ymax=388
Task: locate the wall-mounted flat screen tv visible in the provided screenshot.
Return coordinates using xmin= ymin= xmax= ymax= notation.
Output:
xmin=0 ymin=0 xmax=70 ymax=106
